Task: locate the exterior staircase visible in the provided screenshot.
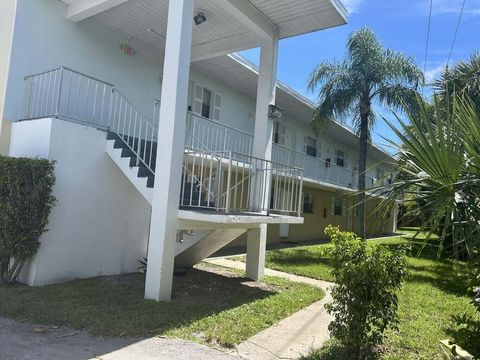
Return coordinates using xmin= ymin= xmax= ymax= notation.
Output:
xmin=22 ymin=66 xmax=303 ymax=269
xmin=105 ymin=130 xmax=248 ymax=267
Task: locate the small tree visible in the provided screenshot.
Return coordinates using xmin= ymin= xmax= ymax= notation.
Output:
xmin=325 ymin=225 xmax=407 ymax=358
xmin=0 ymin=156 xmax=56 ymax=284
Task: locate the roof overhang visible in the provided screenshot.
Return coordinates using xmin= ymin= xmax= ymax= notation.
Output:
xmin=61 ymin=0 xmax=348 ymax=61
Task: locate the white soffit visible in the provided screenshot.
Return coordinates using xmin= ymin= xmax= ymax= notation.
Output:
xmin=64 ymin=0 xmax=347 ymax=54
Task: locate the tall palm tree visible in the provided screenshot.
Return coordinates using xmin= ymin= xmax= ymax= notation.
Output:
xmin=308 ymin=27 xmax=423 ymax=239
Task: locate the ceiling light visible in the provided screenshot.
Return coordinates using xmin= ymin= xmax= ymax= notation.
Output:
xmin=194 ymin=12 xmax=207 ymax=26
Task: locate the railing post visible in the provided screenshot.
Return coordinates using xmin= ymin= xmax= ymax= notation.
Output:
xmin=297 ymin=173 xmax=303 ymax=217
xmin=223 ymin=127 xmax=228 ymax=154
xmin=225 ymin=151 xmax=232 ymax=213
xmin=55 ymin=68 xmax=64 ymax=118
xmin=108 ymin=88 xmax=115 ymax=131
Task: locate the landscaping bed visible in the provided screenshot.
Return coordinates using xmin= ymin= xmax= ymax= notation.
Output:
xmin=235 ymin=231 xmax=478 ymax=359
xmin=0 ymin=262 xmax=324 ymax=349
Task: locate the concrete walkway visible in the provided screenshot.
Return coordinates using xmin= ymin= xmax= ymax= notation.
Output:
xmin=0 ymin=316 xmax=239 ymax=360
xmin=206 ymin=258 xmax=334 ymax=360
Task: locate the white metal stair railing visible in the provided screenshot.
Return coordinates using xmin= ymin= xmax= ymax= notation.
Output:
xmin=109 ymin=89 xmax=158 ymax=174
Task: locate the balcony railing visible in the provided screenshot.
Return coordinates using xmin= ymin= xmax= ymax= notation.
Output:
xmin=24 ymin=67 xmax=113 ymax=129
xmin=181 ymin=149 xmax=303 ymax=216
xmin=23 ymin=67 xmax=303 ymax=215
xmin=23 ymin=67 xmax=380 ymax=195
xmin=154 ymin=100 xmax=253 ymax=155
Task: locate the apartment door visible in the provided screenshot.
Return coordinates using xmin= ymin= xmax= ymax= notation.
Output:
xmin=279 ymin=224 xmax=289 ymax=238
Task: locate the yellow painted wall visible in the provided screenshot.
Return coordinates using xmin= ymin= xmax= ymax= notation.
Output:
xmin=230 ymin=185 xmax=396 ymax=247
xmin=0 ymin=0 xmax=16 ymax=145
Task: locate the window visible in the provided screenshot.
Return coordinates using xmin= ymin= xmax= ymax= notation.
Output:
xmin=335 ymin=150 xmax=345 ymax=167
xmin=334 ymin=198 xmax=343 ymax=215
xmin=274 ymin=122 xmax=296 ymax=148
xmin=201 ymin=88 xmax=212 ymax=118
xmin=192 ymin=84 xmax=221 ymax=120
xmin=331 ymin=197 xmax=346 ymax=216
xmin=303 ymin=193 xmax=314 ymax=214
xmin=304 ymin=136 xmax=317 ymax=157
xmin=274 ymin=122 xmax=280 ymax=144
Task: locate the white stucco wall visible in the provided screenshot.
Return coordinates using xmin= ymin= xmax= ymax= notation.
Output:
xmin=4 ymin=0 xmax=164 ymax=122
xmin=0 ymin=0 xmax=17 ymax=150
xmin=3 ymin=0 xmax=259 ymax=134
xmin=10 ymin=119 xmax=151 ymax=286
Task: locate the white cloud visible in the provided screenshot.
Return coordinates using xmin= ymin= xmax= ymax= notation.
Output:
xmin=425 ymin=64 xmax=445 ymax=84
xmin=341 ymin=0 xmax=366 ymax=13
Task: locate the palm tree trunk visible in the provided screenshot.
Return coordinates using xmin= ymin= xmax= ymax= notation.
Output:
xmin=358 ymin=110 xmax=369 ymax=240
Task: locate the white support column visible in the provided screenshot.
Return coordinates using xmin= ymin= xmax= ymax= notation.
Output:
xmin=144 ymin=0 xmax=194 ymax=302
xmin=252 ymin=32 xmax=279 ymax=161
xmin=247 ymin=32 xmax=279 ymax=281
xmin=246 ymin=225 xmax=267 ymax=280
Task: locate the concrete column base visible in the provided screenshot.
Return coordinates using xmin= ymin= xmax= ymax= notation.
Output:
xmin=246 ymin=224 xmax=267 ymax=281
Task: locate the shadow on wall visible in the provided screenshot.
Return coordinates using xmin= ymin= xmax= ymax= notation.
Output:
xmin=0 ymin=120 xmax=12 ymax=155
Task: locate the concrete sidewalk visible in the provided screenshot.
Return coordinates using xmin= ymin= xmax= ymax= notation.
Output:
xmin=206 ymin=258 xmax=334 ymax=360
xmin=0 ymin=316 xmax=239 ymax=360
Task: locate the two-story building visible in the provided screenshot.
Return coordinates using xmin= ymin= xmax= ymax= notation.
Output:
xmin=0 ymin=0 xmax=396 ymax=302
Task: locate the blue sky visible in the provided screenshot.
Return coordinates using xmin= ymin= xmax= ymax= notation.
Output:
xmin=241 ymin=0 xmax=480 ymax=153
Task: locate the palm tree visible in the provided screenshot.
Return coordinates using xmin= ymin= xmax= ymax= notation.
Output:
xmin=308 ymin=27 xmax=423 ymax=239
xmin=434 ymin=52 xmax=480 ymax=110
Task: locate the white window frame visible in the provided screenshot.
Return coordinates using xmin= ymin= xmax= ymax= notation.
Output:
xmin=303 ymin=136 xmax=317 ymax=158
xmin=191 ymin=82 xmax=222 ymax=120
xmin=274 ymin=121 xmax=296 ymax=149
xmin=335 ymin=149 xmax=345 ymax=167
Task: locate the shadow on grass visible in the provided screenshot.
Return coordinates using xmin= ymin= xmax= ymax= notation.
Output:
xmin=0 ymin=267 xmax=275 ymax=337
xmin=379 ymin=242 xmax=470 ymax=297
xmin=267 ymin=248 xmax=332 ymax=267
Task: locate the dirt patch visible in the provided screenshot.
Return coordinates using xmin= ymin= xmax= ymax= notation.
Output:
xmin=171 ymin=263 xmax=280 ymax=305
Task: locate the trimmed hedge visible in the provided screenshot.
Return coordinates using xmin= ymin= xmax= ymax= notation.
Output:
xmin=0 ymin=156 xmax=56 ymax=284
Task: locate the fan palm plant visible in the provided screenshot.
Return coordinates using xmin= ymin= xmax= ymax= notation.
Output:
xmin=308 ymin=27 xmax=423 ymax=238
xmin=378 ymin=96 xmax=480 ymax=258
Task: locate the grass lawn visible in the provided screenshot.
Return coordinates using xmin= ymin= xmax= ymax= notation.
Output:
xmin=236 ymin=230 xmax=478 ymax=359
xmin=0 ymin=262 xmax=324 ymax=349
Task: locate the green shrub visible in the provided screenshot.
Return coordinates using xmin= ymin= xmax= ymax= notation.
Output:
xmin=451 ymin=249 xmax=480 ymax=356
xmin=324 ymin=225 xmax=407 ymax=358
xmin=0 ymin=156 xmax=56 ymax=284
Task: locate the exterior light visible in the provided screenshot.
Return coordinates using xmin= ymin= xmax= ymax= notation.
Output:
xmin=268 ymin=104 xmax=283 ymax=119
xmin=194 ymin=12 xmax=207 ymax=26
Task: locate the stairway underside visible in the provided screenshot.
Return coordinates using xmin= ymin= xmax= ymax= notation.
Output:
xmin=175 ymin=228 xmax=246 ymax=268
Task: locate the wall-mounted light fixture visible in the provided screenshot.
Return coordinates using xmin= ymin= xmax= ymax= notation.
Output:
xmin=194 ymin=11 xmax=207 ymax=26
xmin=268 ymin=104 xmax=283 ymax=119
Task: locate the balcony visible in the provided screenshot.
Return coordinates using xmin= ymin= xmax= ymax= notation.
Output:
xmin=22 ymin=66 xmax=381 ymax=196
xmin=22 ymin=67 xmax=304 ymax=216
xmin=181 ymin=111 xmax=378 ymax=191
